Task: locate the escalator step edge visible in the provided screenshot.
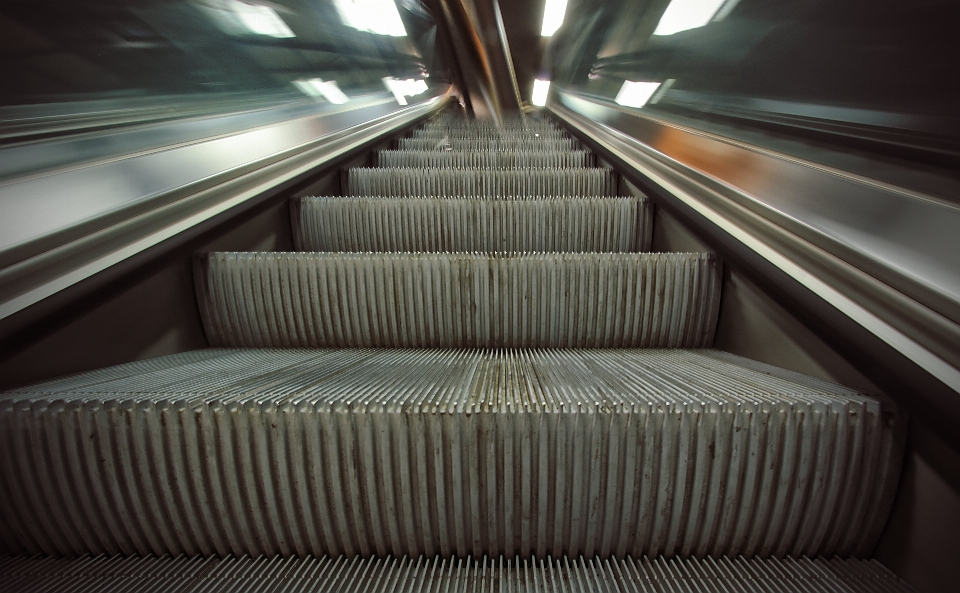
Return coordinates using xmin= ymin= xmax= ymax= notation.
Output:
xmin=0 ymin=553 xmax=916 ymax=593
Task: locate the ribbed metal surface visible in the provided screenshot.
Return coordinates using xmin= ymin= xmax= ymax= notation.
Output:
xmin=411 ymin=130 xmax=570 ymax=140
xmin=195 ymin=252 xmax=719 ymax=348
xmin=0 ymin=553 xmax=915 ymax=592
xmin=292 ymin=196 xmax=651 ymax=254
xmin=397 ymin=137 xmax=580 ymax=151
xmin=0 ymin=348 xmax=904 ymax=559
xmin=419 ymin=116 xmax=561 ymax=132
xmin=377 ymin=150 xmax=595 ymax=168
xmin=348 ymin=168 xmax=616 ymax=197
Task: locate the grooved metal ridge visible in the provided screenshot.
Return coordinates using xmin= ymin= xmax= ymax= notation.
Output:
xmin=421 ymin=117 xmax=561 ymax=129
xmin=423 ymin=115 xmax=559 ymax=128
xmin=195 ymin=252 xmax=719 ymax=348
xmin=376 ymin=150 xmax=595 ymax=168
xmin=0 ymin=553 xmax=915 ymax=592
xmin=347 ymin=168 xmax=616 ymax=197
xmin=411 ymin=130 xmax=570 ymax=140
xmin=292 ymin=196 xmax=651 ymax=254
xmin=415 ymin=127 xmax=563 ymax=136
xmin=0 ymin=349 xmax=904 ymax=559
xmin=397 ymin=138 xmax=580 ymax=151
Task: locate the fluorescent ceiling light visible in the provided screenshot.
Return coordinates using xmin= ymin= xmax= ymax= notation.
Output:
xmin=532 ymin=79 xmax=551 ymax=107
xmin=201 ymin=0 xmax=295 ymax=38
xmin=293 ymin=79 xmax=350 ymax=104
xmin=334 ymin=0 xmax=407 ymax=36
xmin=615 ymin=80 xmax=662 ymax=108
xmin=653 ymin=0 xmax=727 ymax=36
xmin=383 ymin=77 xmax=428 ymax=105
xmin=540 ymin=0 xmax=568 ymax=36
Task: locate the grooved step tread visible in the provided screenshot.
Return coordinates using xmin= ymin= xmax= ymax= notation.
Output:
xmin=397 ymin=138 xmax=581 ymax=151
xmin=195 ymin=252 xmax=720 ymax=349
xmin=347 ymin=168 xmax=617 ymax=197
xmin=376 ymin=150 xmax=595 ymax=168
xmin=0 ymin=349 xmax=904 ymax=559
xmin=292 ymin=196 xmax=651 ymax=254
xmin=0 ymin=553 xmax=915 ymax=593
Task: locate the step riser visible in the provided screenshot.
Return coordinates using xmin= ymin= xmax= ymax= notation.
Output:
xmin=376 ymin=150 xmax=595 ymax=168
xmin=293 ymin=197 xmax=652 ymax=254
xmin=196 ymin=253 xmax=720 ymax=349
xmin=411 ymin=133 xmax=570 ymax=141
xmin=0 ymin=349 xmax=904 ymax=560
xmin=348 ymin=168 xmax=617 ymax=197
xmin=0 ymin=554 xmax=914 ymax=593
xmin=397 ymin=139 xmax=580 ymax=151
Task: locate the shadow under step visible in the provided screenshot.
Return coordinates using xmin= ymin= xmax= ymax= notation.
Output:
xmin=195 ymin=252 xmax=720 ymax=349
xmin=292 ymin=196 xmax=651 ymax=253
xmin=0 ymin=348 xmax=903 ymax=559
xmin=0 ymin=553 xmax=915 ymax=592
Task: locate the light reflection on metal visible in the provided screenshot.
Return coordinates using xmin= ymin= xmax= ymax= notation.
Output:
xmin=383 ymin=77 xmax=429 ymax=105
xmin=332 ymin=0 xmax=408 ymax=36
xmin=0 ymin=92 xmax=449 ymax=320
xmin=615 ymin=80 xmax=662 ymax=108
xmin=532 ymin=79 xmax=550 ymax=106
xmin=292 ymin=79 xmax=350 ymax=104
xmin=199 ymin=0 xmax=295 ymax=38
xmin=653 ymin=0 xmax=730 ymax=36
xmin=540 ymin=0 xmax=569 ymax=37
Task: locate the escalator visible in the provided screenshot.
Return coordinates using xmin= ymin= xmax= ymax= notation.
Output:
xmin=0 ymin=111 xmax=918 ymax=591
xmin=2 ymin=1 xmax=959 ymax=592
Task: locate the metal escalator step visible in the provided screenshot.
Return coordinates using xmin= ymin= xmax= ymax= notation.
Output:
xmin=347 ymin=168 xmax=616 ymax=197
xmin=376 ymin=149 xmax=595 ymax=168
xmin=292 ymin=196 xmax=651 ymax=253
xmin=411 ymin=130 xmax=570 ymax=141
xmin=423 ymin=114 xmax=559 ymax=128
xmin=0 ymin=349 xmax=904 ymax=559
xmin=397 ymin=137 xmax=580 ymax=150
xmin=421 ymin=117 xmax=560 ymax=128
xmin=414 ymin=128 xmax=565 ymax=139
xmin=195 ymin=252 xmax=719 ymax=348
xmin=0 ymin=553 xmax=916 ymax=592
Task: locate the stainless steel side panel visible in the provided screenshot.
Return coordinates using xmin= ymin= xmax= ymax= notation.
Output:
xmin=550 ymin=91 xmax=960 ymax=422
xmin=0 ymin=91 xmax=448 ymax=320
xmin=557 ymin=92 xmax=960 ymax=327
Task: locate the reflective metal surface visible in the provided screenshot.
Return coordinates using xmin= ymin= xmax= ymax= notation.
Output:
xmin=542 ymin=0 xmax=960 ymax=167
xmin=550 ymin=92 xmax=960 ymax=430
xmin=1 ymin=97 xmax=373 ymax=181
xmin=3 ymin=94 xmax=391 ymax=262
xmin=557 ymin=92 xmax=960 ymax=327
xmin=0 ymin=92 xmax=448 ymax=320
